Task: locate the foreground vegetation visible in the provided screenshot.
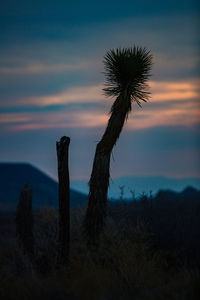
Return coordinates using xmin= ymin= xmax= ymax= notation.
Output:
xmin=0 ymin=190 xmax=200 ymax=300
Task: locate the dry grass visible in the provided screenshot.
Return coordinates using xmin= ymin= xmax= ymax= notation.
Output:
xmin=0 ymin=206 xmax=200 ymax=300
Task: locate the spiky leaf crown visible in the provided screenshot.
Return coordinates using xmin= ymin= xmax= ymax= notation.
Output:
xmin=103 ymin=47 xmax=153 ymax=106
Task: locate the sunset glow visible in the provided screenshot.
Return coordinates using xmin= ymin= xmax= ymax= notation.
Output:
xmin=0 ymin=0 xmax=199 ymax=179
xmin=1 ymin=77 xmax=199 ymax=133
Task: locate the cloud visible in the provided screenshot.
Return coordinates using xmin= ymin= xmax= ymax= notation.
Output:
xmin=148 ymin=79 xmax=199 ymax=105
xmin=19 ymin=84 xmax=105 ymax=106
xmin=154 ymin=54 xmax=200 ymax=76
xmin=127 ymin=101 xmax=200 ymax=130
xmin=2 ymin=109 xmax=108 ymax=131
xmin=0 ymin=113 xmax=32 ymax=124
xmin=1 ymin=77 xmax=199 ymax=132
xmin=8 ymin=77 xmax=199 ymax=107
xmin=0 ymin=61 xmax=93 ymax=75
xmin=0 ymin=3 xmax=199 ymax=180
xmin=0 ymin=13 xmax=198 ymax=77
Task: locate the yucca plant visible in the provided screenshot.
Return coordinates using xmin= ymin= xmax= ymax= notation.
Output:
xmin=84 ymin=47 xmax=153 ymax=246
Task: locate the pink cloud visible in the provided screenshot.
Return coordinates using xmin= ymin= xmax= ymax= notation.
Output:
xmin=6 ymin=110 xmax=108 ymax=131
xmin=0 ymin=113 xmax=33 ymax=124
xmin=2 ymin=77 xmax=200 ymax=132
xmin=13 ymin=78 xmax=198 ymax=109
xmin=18 ymin=84 xmax=104 ymax=107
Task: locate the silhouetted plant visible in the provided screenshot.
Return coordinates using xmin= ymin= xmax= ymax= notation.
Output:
xmin=84 ymin=47 xmax=153 ymax=246
xmin=56 ymin=136 xmax=70 ymax=265
xmin=119 ymin=185 xmax=125 ymax=201
xmin=16 ymin=184 xmax=34 ymax=259
xmin=1 ymin=190 xmax=200 ymax=299
xmin=33 ymin=207 xmax=58 ymax=274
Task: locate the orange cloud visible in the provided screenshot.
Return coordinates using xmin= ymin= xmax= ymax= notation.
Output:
xmin=7 ymin=110 xmax=108 ymax=131
xmin=18 ymin=84 xmax=105 ymax=107
xmin=2 ymin=77 xmax=200 ymax=132
xmin=127 ymin=100 xmax=200 ymax=130
xmin=150 ymin=79 xmax=199 ymax=102
xmin=13 ymin=78 xmax=199 ymax=109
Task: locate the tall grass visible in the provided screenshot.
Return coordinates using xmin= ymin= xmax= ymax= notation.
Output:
xmin=0 ymin=201 xmax=200 ymax=300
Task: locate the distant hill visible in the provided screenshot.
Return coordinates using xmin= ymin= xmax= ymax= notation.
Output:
xmin=71 ymin=175 xmax=200 ymax=199
xmin=1 ymin=162 xmax=199 ymax=212
xmin=0 ymin=163 xmax=87 ymax=211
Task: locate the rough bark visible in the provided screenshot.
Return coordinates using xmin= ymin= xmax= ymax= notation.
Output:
xmin=56 ymin=136 xmax=70 ymax=265
xmin=84 ymin=147 xmax=111 ymax=246
xmin=84 ymin=94 xmax=131 ymax=246
xmin=16 ymin=184 xmax=34 ymax=258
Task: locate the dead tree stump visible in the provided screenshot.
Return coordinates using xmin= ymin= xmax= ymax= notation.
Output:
xmin=56 ymin=136 xmax=70 ymax=265
xmin=16 ymin=184 xmax=34 ymax=259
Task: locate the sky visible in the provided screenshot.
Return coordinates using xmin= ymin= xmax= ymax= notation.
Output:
xmin=0 ymin=0 xmax=200 ymax=181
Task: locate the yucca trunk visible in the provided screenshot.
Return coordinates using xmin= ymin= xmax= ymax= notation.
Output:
xmin=85 ymin=94 xmax=131 ymax=245
xmin=84 ymin=46 xmax=152 ymax=246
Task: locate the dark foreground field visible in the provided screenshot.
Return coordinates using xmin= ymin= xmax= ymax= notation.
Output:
xmin=0 ymin=188 xmax=200 ymax=300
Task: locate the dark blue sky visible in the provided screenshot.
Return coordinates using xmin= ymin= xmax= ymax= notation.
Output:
xmin=0 ymin=0 xmax=199 ymax=180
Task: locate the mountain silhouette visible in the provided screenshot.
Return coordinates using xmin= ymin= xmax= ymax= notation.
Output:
xmin=0 ymin=163 xmax=87 ymax=211
xmin=1 ymin=162 xmax=199 ymax=212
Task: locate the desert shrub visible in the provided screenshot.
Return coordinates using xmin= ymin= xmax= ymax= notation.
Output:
xmin=0 ymin=199 xmax=200 ymax=300
xmin=0 ymin=238 xmax=34 ymax=278
xmin=33 ymin=207 xmax=58 ymax=273
xmin=0 ymin=273 xmax=75 ymax=300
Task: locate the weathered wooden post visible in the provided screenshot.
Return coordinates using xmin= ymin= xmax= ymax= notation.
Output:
xmin=56 ymin=136 xmax=70 ymax=265
xmin=16 ymin=184 xmax=34 ymax=259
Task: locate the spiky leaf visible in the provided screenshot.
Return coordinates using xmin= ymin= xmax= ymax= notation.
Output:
xmin=103 ymin=47 xmax=153 ymax=105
